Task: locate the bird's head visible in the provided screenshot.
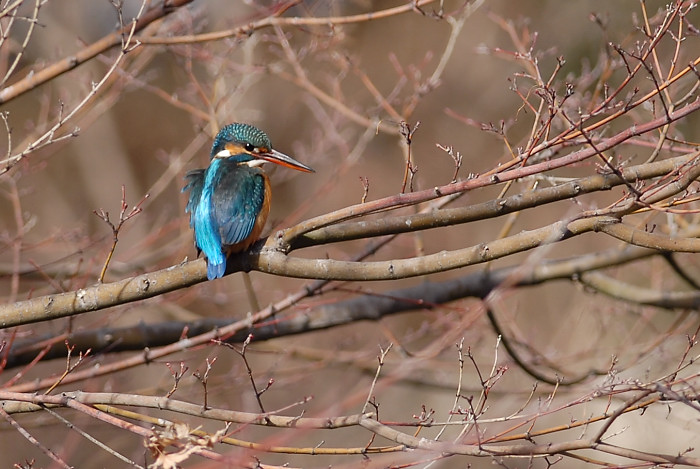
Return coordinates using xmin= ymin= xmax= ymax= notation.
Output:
xmin=210 ymin=123 xmax=314 ymax=173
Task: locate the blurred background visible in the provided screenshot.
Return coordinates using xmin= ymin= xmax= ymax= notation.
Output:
xmin=1 ymin=0 xmax=699 ymax=467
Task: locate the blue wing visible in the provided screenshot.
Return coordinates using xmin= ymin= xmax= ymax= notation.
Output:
xmin=183 ymin=169 xmax=205 ymax=233
xmin=182 ymin=162 xmax=265 ymax=280
xmin=212 ymin=163 xmax=266 ymax=247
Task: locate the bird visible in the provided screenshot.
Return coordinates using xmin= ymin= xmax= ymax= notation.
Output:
xmin=183 ymin=123 xmax=314 ymax=280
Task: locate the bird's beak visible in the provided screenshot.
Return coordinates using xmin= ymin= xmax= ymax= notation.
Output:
xmin=261 ymin=149 xmax=315 ymax=173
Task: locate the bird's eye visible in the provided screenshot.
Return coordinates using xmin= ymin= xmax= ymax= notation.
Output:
xmin=244 ymin=143 xmax=255 ymax=152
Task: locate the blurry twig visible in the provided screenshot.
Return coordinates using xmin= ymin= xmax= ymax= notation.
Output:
xmin=362 ymin=343 xmax=392 ymax=414
xmin=93 ymin=186 xmax=149 ymax=283
xmin=0 ymin=0 xmax=148 ymax=175
xmin=0 ymin=0 xmax=194 ymax=105
xmin=44 ymin=341 xmax=91 ymax=395
xmin=0 ymin=0 xmax=42 ymax=88
xmin=138 ymin=0 xmax=438 ymax=46
xmin=0 ymin=406 xmax=71 ymax=469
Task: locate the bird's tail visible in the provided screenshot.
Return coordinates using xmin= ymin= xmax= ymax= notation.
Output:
xmin=207 ymin=261 xmax=226 ymax=280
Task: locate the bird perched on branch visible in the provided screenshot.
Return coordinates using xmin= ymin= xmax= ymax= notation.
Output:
xmin=183 ymin=123 xmax=314 ymax=280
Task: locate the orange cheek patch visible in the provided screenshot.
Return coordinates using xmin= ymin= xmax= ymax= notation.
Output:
xmin=224 ymin=143 xmax=248 ymax=155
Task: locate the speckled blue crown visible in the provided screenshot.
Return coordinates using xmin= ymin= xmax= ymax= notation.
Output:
xmin=210 ymin=123 xmax=273 ymax=158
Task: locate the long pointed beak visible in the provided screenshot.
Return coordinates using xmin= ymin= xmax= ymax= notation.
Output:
xmin=262 ymin=149 xmax=315 ymax=173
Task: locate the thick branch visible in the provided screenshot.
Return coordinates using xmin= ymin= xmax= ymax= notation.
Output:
xmin=292 ymin=153 xmax=700 ymax=248
xmin=4 ymin=239 xmax=681 ymax=369
xmin=281 ymin=98 xmax=700 ymax=244
xmin=2 ymin=151 xmax=700 ymax=329
xmin=0 ymin=391 xmax=371 ymax=429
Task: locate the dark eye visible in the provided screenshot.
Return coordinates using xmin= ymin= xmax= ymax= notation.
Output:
xmin=244 ymin=143 xmax=255 ymax=152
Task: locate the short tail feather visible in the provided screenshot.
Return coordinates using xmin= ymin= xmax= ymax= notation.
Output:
xmin=207 ymin=260 xmax=226 ymax=280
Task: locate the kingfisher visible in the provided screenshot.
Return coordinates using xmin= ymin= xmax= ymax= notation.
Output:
xmin=183 ymin=123 xmax=314 ymax=280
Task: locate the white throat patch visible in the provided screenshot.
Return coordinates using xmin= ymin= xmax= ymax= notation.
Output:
xmin=214 ymin=149 xmax=232 ymax=158
xmin=213 ymin=148 xmax=265 ymax=167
